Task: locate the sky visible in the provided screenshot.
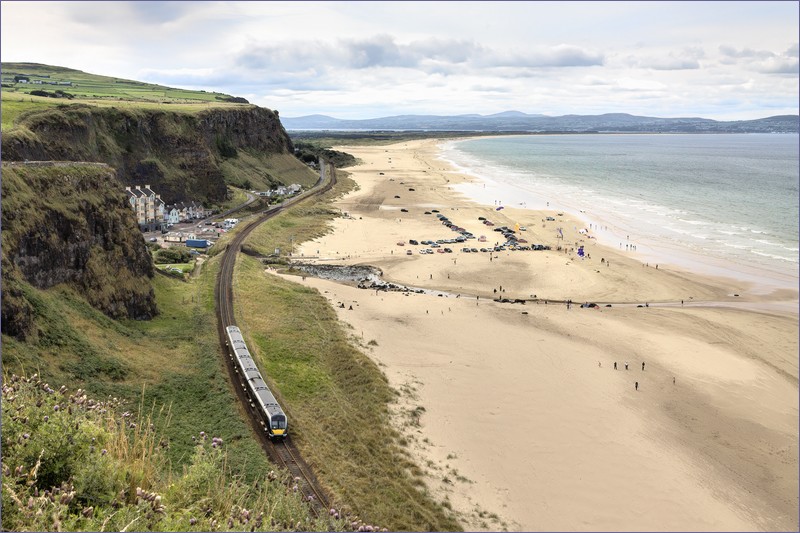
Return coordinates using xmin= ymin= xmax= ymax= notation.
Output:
xmin=2 ymin=1 xmax=798 ymax=120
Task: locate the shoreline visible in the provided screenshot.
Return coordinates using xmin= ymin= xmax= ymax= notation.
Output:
xmin=438 ymin=135 xmax=799 ymax=297
xmin=293 ymin=138 xmax=798 ymax=531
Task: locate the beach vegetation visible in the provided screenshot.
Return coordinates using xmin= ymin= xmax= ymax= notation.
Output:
xmin=230 ymin=178 xmax=462 ymax=530
xmin=0 ymin=373 xmax=346 ymax=532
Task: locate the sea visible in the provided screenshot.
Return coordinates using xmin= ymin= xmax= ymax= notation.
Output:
xmin=441 ymin=134 xmax=799 ymax=294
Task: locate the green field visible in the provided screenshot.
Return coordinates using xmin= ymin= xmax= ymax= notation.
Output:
xmin=1 ymin=62 xmax=249 ymax=131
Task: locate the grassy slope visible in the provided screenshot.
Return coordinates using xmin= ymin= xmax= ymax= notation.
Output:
xmin=1 ymin=62 xmax=247 ymax=132
xmin=220 ymin=151 xmax=320 ymax=192
xmin=2 ymin=62 xmax=236 ymax=103
xmin=1 ymin=258 xmax=270 ymax=480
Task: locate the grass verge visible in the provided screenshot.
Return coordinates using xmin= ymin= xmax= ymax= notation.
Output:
xmin=231 ymin=175 xmax=462 ymax=531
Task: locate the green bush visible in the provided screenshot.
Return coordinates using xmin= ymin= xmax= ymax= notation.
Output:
xmin=154 ymin=247 xmax=191 ymax=264
xmin=0 ymin=373 xmax=354 ymax=532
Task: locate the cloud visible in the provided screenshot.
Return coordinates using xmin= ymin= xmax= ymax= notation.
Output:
xmin=718 ymin=43 xmax=800 ymax=74
xmin=718 ymin=45 xmax=774 ymax=60
xmin=61 ymin=1 xmax=195 ymax=27
xmin=626 ymin=48 xmax=703 ymax=70
xmin=474 ymin=44 xmax=604 ymax=68
xmin=235 ymin=35 xmax=481 ymax=73
xmin=234 ymin=35 xmax=602 ymax=76
xmin=756 ymin=58 xmax=799 ymax=74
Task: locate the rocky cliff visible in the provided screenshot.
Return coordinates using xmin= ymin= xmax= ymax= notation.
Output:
xmin=1 ymin=104 xmax=293 ymax=204
xmin=2 ymin=162 xmax=158 ymax=339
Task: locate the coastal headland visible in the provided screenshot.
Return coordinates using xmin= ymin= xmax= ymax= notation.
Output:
xmin=285 ymin=139 xmax=798 ymax=531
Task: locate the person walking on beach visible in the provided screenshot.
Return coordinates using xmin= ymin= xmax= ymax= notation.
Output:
xmin=614 ymin=361 xmax=617 ymax=370
xmin=635 ymin=381 xmax=639 ymax=391
xmin=625 ymin=361 xmax=629 ymax=370
xmin=642 ymin=361 xmax=645 ymax=371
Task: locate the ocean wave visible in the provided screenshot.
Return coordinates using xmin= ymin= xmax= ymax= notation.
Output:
xmin=751 ymin=250 xmax=799 ymax=263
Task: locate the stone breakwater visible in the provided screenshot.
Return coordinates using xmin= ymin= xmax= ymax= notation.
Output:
xmin=289 ymin=263 xmax=424 ymax=294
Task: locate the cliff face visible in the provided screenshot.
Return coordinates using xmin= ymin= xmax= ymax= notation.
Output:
xmin=2 ymin=162 xmax=158 ymax=339
xmin=1 ymin=104 xmax=293 ymax=204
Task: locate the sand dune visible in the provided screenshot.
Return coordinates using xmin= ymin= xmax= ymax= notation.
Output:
xmin=288 ymin=139 xmax=798 ymax=531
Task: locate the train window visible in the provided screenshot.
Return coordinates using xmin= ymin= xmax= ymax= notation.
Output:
xmin=271 ymin=416 xmax=286 ymax=429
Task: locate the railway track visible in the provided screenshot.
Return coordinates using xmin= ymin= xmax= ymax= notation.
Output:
xmin=215 ymin=162 xmax=336 ymax=516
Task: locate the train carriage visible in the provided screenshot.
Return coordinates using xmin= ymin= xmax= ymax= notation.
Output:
xmin=225 ymin=326 xmax=288 ymax=440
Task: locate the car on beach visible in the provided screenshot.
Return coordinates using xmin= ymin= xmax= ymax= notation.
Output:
xmin=424 ymin=211 xmax=432 ymax=214
xmin=462 ymin=247 xmax=471 ymax=253
xmin=406 ymin=250 xmax=413 ymax=255
xmin=443 ymin=247 xmax=453 ymax=253
xmin=431 ymin=209 xmax=440 ymax=213
xmin=401 ymin=208 xmax=408 ymax=212
xmin=394 ymin=195 xmax=401 ymax=199
xmin=409 ymin=239 xmax=419 ymax=245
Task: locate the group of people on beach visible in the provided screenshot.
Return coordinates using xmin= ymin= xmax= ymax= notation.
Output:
xmin=599 ymin=359 xmax=676 ymax=390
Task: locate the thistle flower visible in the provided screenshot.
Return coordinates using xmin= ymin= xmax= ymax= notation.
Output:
xmin=53 ymin=405 xmax=59 ymax=411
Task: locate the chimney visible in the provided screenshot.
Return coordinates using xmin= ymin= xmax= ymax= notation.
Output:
xmin=125 ymin=186 xmax=131 ymax=191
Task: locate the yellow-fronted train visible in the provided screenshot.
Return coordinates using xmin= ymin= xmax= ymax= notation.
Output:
xmin=226 ymin=326 xmax=288 ymax=440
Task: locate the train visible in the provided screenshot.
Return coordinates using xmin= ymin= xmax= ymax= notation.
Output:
xmin=225 ymin=325 xmax=288 ymax=440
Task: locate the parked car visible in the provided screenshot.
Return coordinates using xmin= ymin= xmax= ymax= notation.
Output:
xmin=148 ymin=237 xmax=158 ymax=242
xmin=406 ymin=250 xmax=413 ymax=255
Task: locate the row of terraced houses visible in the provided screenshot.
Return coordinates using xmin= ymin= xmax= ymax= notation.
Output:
xmin=125 ymin=185 xmax=206 ymax=232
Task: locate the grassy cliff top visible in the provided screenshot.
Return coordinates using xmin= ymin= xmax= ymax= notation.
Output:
xmin=1 ymin=62 xmax=249 ymax=130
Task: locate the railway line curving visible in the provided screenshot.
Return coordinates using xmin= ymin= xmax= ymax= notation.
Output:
xmin=214 ymin=162 xmax=336 ymax=516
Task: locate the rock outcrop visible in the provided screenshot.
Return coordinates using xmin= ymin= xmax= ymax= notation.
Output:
xmin=2 ymin=162 xmax=158 ymax=339
xmin=1 ymin=104 xmax=293 ymax=205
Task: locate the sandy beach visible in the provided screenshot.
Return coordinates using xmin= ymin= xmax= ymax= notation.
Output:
xmin=285 ymin=139 xmax=798 ymax=531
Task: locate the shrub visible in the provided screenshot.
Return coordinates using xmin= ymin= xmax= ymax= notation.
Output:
xmin=154 ymin=247 xmax=191 ymax=264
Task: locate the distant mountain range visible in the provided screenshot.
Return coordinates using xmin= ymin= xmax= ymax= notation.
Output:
xmin=282 ymin=111 xmax=799 ymax=133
